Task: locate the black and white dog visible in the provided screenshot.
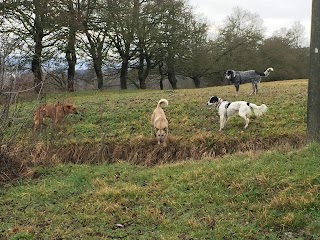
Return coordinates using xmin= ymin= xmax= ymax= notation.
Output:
xmin=207 ymin=96 xmax=268 ymax=131
xmin=225 ymin=67 xmax=274 ymax=95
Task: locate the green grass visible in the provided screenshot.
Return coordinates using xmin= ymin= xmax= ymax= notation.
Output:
xmin=1 ymin=79 xmax=319 ymax=239
xmin=2 ymin=80 xmax=308 ymax=166
xmin=1 ymin=143 xmax=319 ymax=239
xmin=7 ymin=80 xmax=307 ymax=145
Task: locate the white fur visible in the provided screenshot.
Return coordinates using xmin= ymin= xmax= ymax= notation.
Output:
xmin=207 ymin=96 xmax=268 ymax=131
xmin=264 ymin=67 xmax=274 ymax=76
xmin=157 ymin=99 xmax=168 ymax=108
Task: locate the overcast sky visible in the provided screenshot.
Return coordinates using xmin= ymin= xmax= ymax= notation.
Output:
xmin=188 ymin=0 xmax=312 ymax=45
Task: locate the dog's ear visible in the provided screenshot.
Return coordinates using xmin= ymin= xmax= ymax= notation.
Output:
xmin=209 ymin=96 xmax=219 ymax=103
xmin=232 ymin=70 xmax=236 ymax=78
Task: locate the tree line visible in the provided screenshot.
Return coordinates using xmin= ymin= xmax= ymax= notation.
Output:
xmin=0 ymin=0 xmax=309 ymax=92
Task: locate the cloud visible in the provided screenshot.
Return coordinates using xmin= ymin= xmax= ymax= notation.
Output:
xmin=189 ymin=0 xmax=312 ymax=43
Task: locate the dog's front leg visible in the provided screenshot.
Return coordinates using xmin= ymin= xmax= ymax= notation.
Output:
xmin=244 ymin=117 xmax=250 ymax=129
xmin=219 ymin=116 xmax=226 ymax=131
xmin=33 ymin=121 xmax=39 ymax=132
xmin=163 ymin=128 xmax=168 ymax=147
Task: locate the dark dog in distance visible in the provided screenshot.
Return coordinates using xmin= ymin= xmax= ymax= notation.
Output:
xmin=225 ymin=67 xmax=274 ymax=95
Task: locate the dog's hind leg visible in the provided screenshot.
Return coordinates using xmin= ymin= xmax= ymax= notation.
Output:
xmin=253 ymin=83 xmax=258 ymax=95
xmin=250 ymin=83 xmax=255 ymax=95
xmin=235 ymin=85 xmax=240 ymax=96
xmin=240 ymin=114 xmax=250 ymax=129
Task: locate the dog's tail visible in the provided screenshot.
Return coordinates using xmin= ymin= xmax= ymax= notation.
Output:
xmin=248 ymin=103 xmax=268 ymax=116
xmin=157 ymin=99 xmax=168 ymax=108
xmin=264 ymin=67 xmax=274 ymax=76
xmin=254 ymin=67 xmax=273 ymax=77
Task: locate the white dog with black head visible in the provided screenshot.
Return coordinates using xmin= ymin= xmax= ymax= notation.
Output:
xmin=207 ymin=96 xmax=268 ymax=131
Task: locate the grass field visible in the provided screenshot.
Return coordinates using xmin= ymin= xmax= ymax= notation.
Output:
xmin=1 ymin=144 xmax=319 ymax=239
xmin=1 ymin=79 xmax=319 ymax=239
xmin=2 ymin=80 xmax=308 ymax=167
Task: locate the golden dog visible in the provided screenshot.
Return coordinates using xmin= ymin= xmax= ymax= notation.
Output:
xmin=33 ymin=102 xmax=78 ymax=131
xmin=151 ymin=99 xmax=169 ymax=146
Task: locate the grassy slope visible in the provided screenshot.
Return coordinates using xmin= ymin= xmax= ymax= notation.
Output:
xmin=1 ymin=80 xmax=319 ymax=239
xmin=6 ymin=80 xmax=308 ymax=165
xmin=11 ymin=80 xmax=307 ymax=143
xmin=0 ymin=144 xmax=319 ymax=239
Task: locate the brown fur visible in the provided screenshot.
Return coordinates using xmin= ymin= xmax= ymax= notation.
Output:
xmin=33 ymin=102 xmax=78 ymax=131
xmin=151 ymin=99 xmax=169 ymax=146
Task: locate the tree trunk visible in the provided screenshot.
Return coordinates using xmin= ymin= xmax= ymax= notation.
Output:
xmin=159 ymin=62 xmax=165 ymax=90
xmin=66 ymin=27 xmax=77 ymax=92
xmin=160 ymin=80 xmax=164 ymax=90
xmin=83 ymin=29 xmax=105 ymax=90
xmin=93 ymin=58 xmax=103 ymax=90
xmin=167 ymin=65 xmax=177 ymax=89
xmin=31 ymin=15 xmax=43 ymax=93
xmin=192 ymin=75 xmax=201 ymax=88
xmin=138 ymin=71 xmax=146 ymax=89
xmin=31 ymin=54 xmax=42 ymax=93
xmin=120 ymin=55 xmax=129 ymax=89
xmin=307 ymin=0 xmax=320 ymax=142
xmin=138 ymin=53 xmax=151 ymax=89
xmin=138 ymin=51 xmax=146 ymax=89
xmin=0 ymin=53 xmax=4 ymax=89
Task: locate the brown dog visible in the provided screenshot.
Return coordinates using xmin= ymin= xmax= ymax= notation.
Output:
xmin=33 ymin=102 xmax=78 ymax=131
xmin=151 ymin=99 xmax=169 ymax=146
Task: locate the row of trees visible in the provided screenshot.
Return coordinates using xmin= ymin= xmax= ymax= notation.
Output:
xmin=0 ymin=0 xmax=309 ymax=92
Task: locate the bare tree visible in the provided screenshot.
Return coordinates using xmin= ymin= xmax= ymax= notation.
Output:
xmin=103 ymin=0 xmax=139 ymax=89
xmin=0 ymin=33 xmax=20 ymax=89
xmin=1 ymin=0 xmax=59 ymax=93
xmin=176 ymin=20 xmax=209 ymax=88
xmin=273 ymin=21 xmax=307 ymax=48
xmin=215 ymin=7 xmax=265 ymax=70
xmin=80 ymin=0 xmax=110 ymax=89
xmin=63 ymin=0 xmax=86 ymax=92
xmin=135 ymin=0 xmax=159 ymax=89
xmin=152 ymin=0 xmax=194 ymax=89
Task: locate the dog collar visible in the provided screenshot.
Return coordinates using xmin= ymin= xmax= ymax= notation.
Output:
xmin=216 ymin=100 xmax=231 ymax=110
xmin=215 ymin=99 xmax=223 ymax=110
